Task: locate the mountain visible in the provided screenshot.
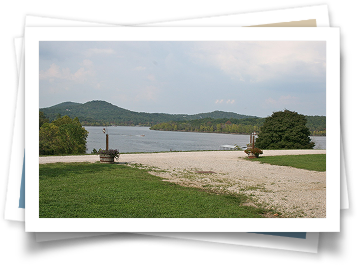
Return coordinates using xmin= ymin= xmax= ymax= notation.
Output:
xmin=40 ymin=100 xmax=259 ymax=126
xmin=185 ymin=110 xmax=255 ymax=120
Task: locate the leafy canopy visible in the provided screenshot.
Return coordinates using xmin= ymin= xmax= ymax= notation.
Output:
xmin=255 ymin=110 xmax=315 ymax=149
xmin=39 ymin=113 xmax=89 ymax=155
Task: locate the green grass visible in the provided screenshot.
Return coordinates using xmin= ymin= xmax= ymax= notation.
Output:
xmin=252 ymin=154 xmax=326 ymax=171
xmin=39 ymin=162 xmax=269 ymax=218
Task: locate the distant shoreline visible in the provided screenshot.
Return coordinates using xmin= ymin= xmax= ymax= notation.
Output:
xmin=149 ymin=128 xmax=326 ymax=137
xmin=82 ymin=125 xmax=326 ymax=136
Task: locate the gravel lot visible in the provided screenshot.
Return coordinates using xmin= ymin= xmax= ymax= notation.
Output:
xmin=39 ymin=149 xmax=326 ymax=218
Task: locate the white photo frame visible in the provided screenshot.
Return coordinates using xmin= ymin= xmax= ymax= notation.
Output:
xmin=25 ymin=27 xmax=340 ymax=233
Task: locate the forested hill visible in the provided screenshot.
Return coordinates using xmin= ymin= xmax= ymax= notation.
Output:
xmin=40 ymin=100 xmax=258 ymax=126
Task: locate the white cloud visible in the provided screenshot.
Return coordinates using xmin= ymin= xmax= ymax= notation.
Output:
xmin=72 ymin=67 xmax=89 ymax=82
xmin=84 ymin=48 xmax=115 ymax=57
xmin=190 ymin=41 xmax=326 ymax=83
xmin=135 ymin=86 xmax=159 ymax=102
xmin=134 ymin=66 xmax=146 ymax=71
xmin=81 ymin=59 xmax=94 ymax=68
xmin=147 ymin=74 xmax=156 ymax=81
xmin=39 ymin=64 xmax=58 ymax=79
xmin=215 ymin=99 xmax=235 ymax=104
xmin=39 ymin=60 xmax=95 ymax=83
xmin=265 ymin=95 xmax=299 ymax=106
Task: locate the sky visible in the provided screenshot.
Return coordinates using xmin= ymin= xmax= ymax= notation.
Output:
xmin=39 ymin=41 xmax=326 ymax=117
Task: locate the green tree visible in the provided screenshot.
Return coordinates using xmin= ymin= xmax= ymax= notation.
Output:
xmin=39 ymin=111 xmax=49 ymax=128
xmin=216 ymin=123 xmax=222 ymax=133
xmin=39 ymin=123 xmax=62 ymax=155
xmin=39 ymin=115 xmax=88 ymax=155
xmin=255 ymin=110 xmax=315 ymax=149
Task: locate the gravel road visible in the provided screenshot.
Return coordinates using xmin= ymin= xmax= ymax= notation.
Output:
xmin=39 ymin=149 xmax=326 ymax=218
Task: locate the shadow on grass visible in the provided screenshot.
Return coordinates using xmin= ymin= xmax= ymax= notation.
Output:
xmin=39 ymin=162 xmax=121 ymax=179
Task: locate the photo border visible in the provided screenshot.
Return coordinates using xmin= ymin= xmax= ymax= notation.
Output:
xmin=25 ymin=27 xmax=340 ymax=232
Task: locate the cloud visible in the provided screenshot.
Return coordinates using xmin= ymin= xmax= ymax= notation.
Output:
xmin=147 ymin=74 xmax=156 ymax=81
xmin=72 ymin=68 xmax=90 ymax=82
xmin=39 ymin=64 xmax=69 ymax=80
xmin=84 ymin=48 xmax=115 ymax=57
xmin=265 ymin=95 xmax=299 ymax=106
xmin=81 ymin=59 xmax=94 ymax=68
xmin=215 ymin=99 xmax=235 ymax=104
xmin=134 ymin=66 xmax=146 ymax=71
xmin=135 ymin=85 xmax=159 ymax=101
xmin=39 ymin=60 xmax=95 ymax=83
xmin=190 ymin=41 xmax=326 ymax=83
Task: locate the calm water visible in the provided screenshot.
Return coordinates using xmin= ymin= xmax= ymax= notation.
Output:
xmin=84 ymin=126 xmax=326 ymax=154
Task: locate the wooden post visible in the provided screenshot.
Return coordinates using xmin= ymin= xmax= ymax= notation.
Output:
xmin=252 ymin=131 xmax=256 ymax=150
xmin=106 ymin=134 xmax=109 ymax=150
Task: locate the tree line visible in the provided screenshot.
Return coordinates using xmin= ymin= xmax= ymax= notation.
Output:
xmin=150 ymin=115 xmax=325 ymax=136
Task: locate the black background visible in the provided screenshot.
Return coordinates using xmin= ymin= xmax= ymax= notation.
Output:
xmin=0 ymin=1 xmax=356 ymax=258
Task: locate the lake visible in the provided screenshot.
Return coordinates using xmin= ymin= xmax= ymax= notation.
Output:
xmin=84 ymin=126 xmax=326 ymax=154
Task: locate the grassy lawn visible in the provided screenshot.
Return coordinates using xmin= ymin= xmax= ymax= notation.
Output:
xmin=40 ymin=162 xmax=269 ymax=218
xmin=252 ymin=154 xmax=326 ymax=172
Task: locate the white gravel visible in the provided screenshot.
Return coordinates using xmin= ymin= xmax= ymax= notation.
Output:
xmin=40 ymin=149 xmax=326 ymax=218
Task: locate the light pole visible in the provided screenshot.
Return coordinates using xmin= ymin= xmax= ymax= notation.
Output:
xmin=103 ymin=127 xmax=109 ymax=150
